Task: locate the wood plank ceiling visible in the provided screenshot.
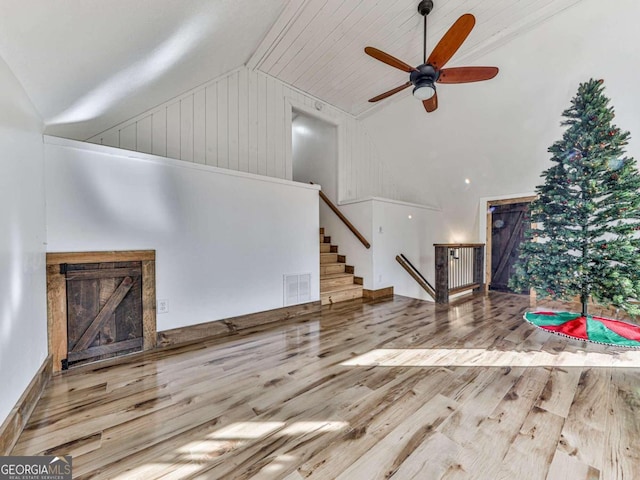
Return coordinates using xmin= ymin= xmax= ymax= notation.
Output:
xmin=254 ymin=0 xmax=585 ymax=116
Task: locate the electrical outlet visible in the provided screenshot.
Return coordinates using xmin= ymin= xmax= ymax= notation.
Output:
xmin=157 ymin=299 xmax=169 ymax=314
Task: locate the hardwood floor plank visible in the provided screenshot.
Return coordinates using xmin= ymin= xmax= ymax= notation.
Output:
xmin=299 ymin=369 xmax=453 ymax=479
xmin=547 ymin=450 xmax=601 ymax=480
xmin=11 ymin=293 xmax=640 ymax=479
xmin=601 ymin=370 xmax=640 ymax=479
xmin=555 ymin=368 xmax=611 ymax=472
xmin=334 ymin=394 xmax=458 ymax=479
xmin=388 ymin=431 xmax=460 ymax=479
xmin=77 ymin=405 xmax=256 ymax=479
xmin=438 ymin=366 xmax=526 ymax=445
xmin=535 ymin=367 xmax=583 ymax=418
xmin=186 ymin=385 xmax=367 ymax=479
xmin=495 ymin=406 xmax=565 ymax=479
xmin=441 ymin=367 xmax=551 ymax=478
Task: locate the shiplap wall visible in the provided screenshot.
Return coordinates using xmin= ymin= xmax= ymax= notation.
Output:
xmin=87 ymin=67 xmax=424 ymax=205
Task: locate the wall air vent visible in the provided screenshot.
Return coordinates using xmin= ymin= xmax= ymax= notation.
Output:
xmin=284 ymin=273 xmax=311 ymax=306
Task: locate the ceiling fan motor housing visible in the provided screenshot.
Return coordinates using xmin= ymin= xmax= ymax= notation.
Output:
xmin=411 ymin=64 xmax=438 ymax=100
xmin=410 ymin=64 xmax=439 ymax=85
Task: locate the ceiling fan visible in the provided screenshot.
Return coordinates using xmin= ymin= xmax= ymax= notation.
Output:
xmin=365 ymin=0 xmax=499 ymax=113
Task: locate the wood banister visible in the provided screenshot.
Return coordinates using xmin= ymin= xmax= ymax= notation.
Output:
xmin=396 ymin=255 xmax=436 ymax=299
xmin=400 ymin=254 xmax=437 ymax=294
xmin=313 ymin=184 xmax=370 ymax=249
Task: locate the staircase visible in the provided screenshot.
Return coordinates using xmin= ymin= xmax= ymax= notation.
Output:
xmin=320 ymin=228 xmax=363 ymax=305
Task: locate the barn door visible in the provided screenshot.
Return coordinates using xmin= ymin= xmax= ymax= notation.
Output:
xmin=490 ymin=202 xmax=530 ymax=293
xmin=65 ymin=261 xmax=143 ymax=368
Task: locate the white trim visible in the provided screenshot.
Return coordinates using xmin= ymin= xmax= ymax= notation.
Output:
xmin=340 ymin=196 xmax=441 ymax=212
xmin=44 ymin=135 xmax=321 ymax=191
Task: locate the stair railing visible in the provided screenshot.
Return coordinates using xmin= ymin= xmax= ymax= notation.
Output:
xmin=312 ymin=183 xmax=370 ymax=249
xmin=396 ymin=254 xmax=436 ymax=299
xmin=434 ymin=244 xmax=485 ymax=303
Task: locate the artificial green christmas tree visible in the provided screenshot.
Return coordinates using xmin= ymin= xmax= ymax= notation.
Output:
xmin=510 ymin=79 xmax=640 ymax=317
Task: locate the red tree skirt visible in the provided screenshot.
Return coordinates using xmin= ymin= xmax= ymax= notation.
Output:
xmin=524 ymin=311 xmax=640 ymax=348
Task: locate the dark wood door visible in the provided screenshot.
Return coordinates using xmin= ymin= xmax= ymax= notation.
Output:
xmin=490 ymin=202 xmax=530 ymax=293
xmin=65 ymin=261 xmax=143 ymax=367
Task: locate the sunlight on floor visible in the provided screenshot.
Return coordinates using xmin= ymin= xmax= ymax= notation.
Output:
xmin=111 ymin=420 xmax=349 ymax=479
xmin=260 ymin=454 xmax=297 ymax=476
xmin=280 ymin=421 xmax=348 ymax=435
xmin=208 ymin=421 xmax=285 ymax=440
xmin=341 ymin=347 xmax=640 ymax=368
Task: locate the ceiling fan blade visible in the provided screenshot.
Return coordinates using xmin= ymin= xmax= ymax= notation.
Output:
xmin=423 ymin=93 xmax=438 ymax=113
xmin=427 ymin=14 xmax=475 ymax=69
xmin=364 ymin=47 xmax=416 ymax=73
xmin=368 ymin=82 xmax=412 ymax=102
xmin=438 ymin=66 xmax=499 ymax=84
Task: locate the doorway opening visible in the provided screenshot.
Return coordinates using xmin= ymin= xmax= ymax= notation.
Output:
xmin=291 ymin=109 xmax=338 ymax=202
xmin=486 ymin=197 xmax=536 ymax=293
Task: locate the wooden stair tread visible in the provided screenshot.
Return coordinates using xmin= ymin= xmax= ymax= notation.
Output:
xmin=320 ymin=253 xmax=341 ymax=264
xmin=320 ymin=272 xmax=354 ymax=289
xmin=320 ymin=262 xmax=348 ymax=269
xmin=320 ymin=284 xmax=363 ymax=294
xmin=320 ymin=265 xmax=346 ymax=275
xmin=320 ymin=273 xmax=353 ymax=280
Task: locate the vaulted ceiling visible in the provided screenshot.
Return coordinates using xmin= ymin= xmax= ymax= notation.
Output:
xmin=0 ymin=0 xmax=288 ymax=140
xmin=0 ymin=0 xmax=585 ymax=140
xmin=253 ymin=0 xmax=585 ymax=116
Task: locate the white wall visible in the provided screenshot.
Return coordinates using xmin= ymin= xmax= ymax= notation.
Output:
xmin=44 ymin=137 xmax=320 ymax=332
xmin=371 ymin=198 xmax=443 ymax=301
xmin=362 ymin=0 xmax=640 ymax=242
xmin=320 ymin=197 xmax=443 ymax=300
xmin=0 ymin=57 xmax=47 ymax=423
xmin=85 ymin=66 xmax=424 ymax=206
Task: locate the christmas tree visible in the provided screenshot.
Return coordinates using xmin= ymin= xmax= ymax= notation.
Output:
xmin=510 ymin=79 xmax=640 ymax=317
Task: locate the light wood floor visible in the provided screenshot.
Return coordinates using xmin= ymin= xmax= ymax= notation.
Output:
xmin=13 ymin=293 xmax=640 ymax=479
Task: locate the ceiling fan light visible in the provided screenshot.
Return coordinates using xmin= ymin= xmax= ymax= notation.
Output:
xmin=413 ymin=81 xmax=436 ymax=100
